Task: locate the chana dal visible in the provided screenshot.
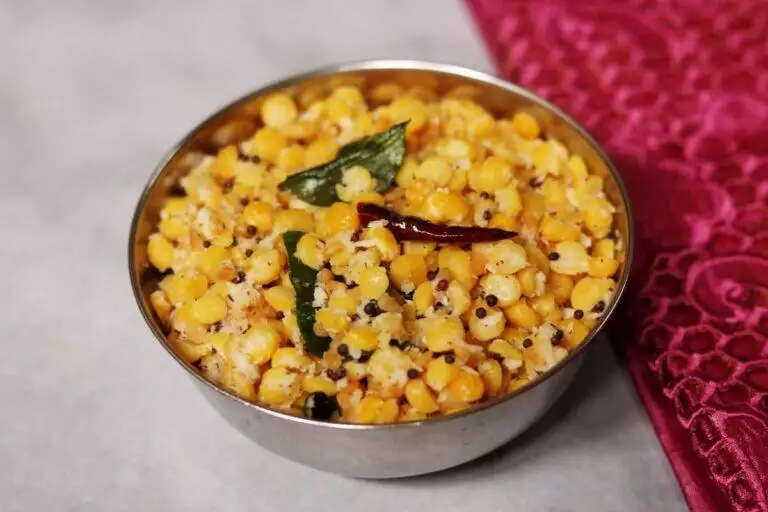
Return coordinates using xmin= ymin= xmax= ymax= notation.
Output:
xmin=146 ymin=84 xmax=625 ymax=423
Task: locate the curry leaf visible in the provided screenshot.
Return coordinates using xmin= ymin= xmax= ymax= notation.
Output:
xmin=283 ymin=231 xmax=332 ymax=356
xmin=278 ymin=122 xmax=407 ymax=206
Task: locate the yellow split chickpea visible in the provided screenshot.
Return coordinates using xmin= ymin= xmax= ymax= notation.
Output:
xmin=448 ymin=168 xmax=468 ymax=192
xmin=283 ymin=118 xmax=316 ymax=140
xmin=235 ymin=161 xmax=264 ymax=189
xmin=150 ymin=290 xmax=172 ymax=325
xmin=469 ymin=306 xmax=505 ymax=341
xmin=346 ymin=248 xmax=381 ymax=284
xmin=320 ymin=202 xmax=359 ymax=237
xmin=446 ymin=281 xmax=471 ymax=315
xmin=210 ymin=145 xmax=239 ymax=179
xmin=565 ymin=320 xmax=591 ymax=349
xmin=274 ymin=209 xmax=315 ymax=233
xmin=511 ymin=112 xmax=541 ymax=139
xmin=469 ymin=156 xmax=512 ymax=192
xmin=423 ymin=316 xmax=465 ymax=352
xmin=485 ymin=240 xmax=528 ymax=275
xmin=158 ymin=217 xmax=189 ymax=241
xmin=251 ymin=127 xmax=286 ymax=163
xmin=448 ymin=369 xmax=485 ymax=403
xmin=146 ymin=83 xmax=623 ymax=424
xmin=479 ymin=359 xmax=503 ymax=396
xmin=390 ymin=96 xmax=426 ymax=133
xmin=389 ymin=254 xmax=428 ymax=290
xmin=439 ymin=249 xmax=475 ymax=290
xmin=242 ymin=202 xmax=274 ymax=234
xmin=548 ymin=273 xmax=574 ymax=304
xmin=571 ymin=276 xmax=616 ymax=312
xmin=271 ymin=347 xmax=311 ymax=370
xmin=567 ymin=154 xmax=588 ymax=180
xmin=585 ymin=197 xmax=614 ymax=238
xmin=160 ymin=269 xmax=207 ymax=305
xmin=327 ymin=288 xmax=359 ymax=315
xmin=594 ymin=239 xmax=615 ymax=259
xmin=336 ymin=166 xmax=376 ymax=202
xmin=425 ymin=356 xmax=461 ymax=392
xmin=277 ymin=146 xmax=305 ymax=173
xmin=540 ymin=217 xmax=581 ymax=243
xmin=504 ymin=300 xmax=540 ymax=331
xmin=541 ymin=179 xmax=567 ymax=206
xmin=413 ymin=282 xmax=434 ymax=315
xmin=435 ymin=137 xmax=475 ymax=161
xmin=190 ymin=294 xmax=228 ymax=324
xmin=302 ymin=375 xmax=337 ymax=396
xmin=402 ymin=241 xmax=436 ymax=255
xmin=197 ymin=246 xmax=228 ymax=280
xmin=261 ymin=93 xmax=299 ymax=128
xmin=258 ymin=367 xmax=300 ymax=407
xmin=517 ymin=266 xmax=539 ymax=298
xmin=422 ymin=191 xmax=469 ymax=224
xmin=304 ymin=136 xmax=339 ymax=167
xmin=405 ymin=379 xmax=439 ymax=413
xmin=359 ymin=266 xmax=389 ymax=299
xmin=316 ymin=308 xmax=350 ymax=334
xmin=342 ymin=326 xmax=379 ymax=354
xmin=295 ymin=233 xmax=326 ymax=270
xmin=488 ymin=338 xmax=522 ymax=359
xmin=249 ymin=248 xmax=283 ymax=284
xmin=416 ymin=156 xmax=453 ymax=187
xmin=147 ymin=234 xmax=175 ymax=272
xmin=363 ymin=226 xmax=398 ymax=261
xmin=480 ymin=274 xmax=521 ymax=307
xmin=549 ymin=241 xmax=590 ymax=275
xmin=238 ymin=323 xmax=281 ymax=365
xmin=589 ymin=255 xmax=620 ymax=278
xmin=368 ymin=348 xmax=411 ymax=389
xmin=495 ymin=186 xmax=523 ymax=217
xmin=352 ymin=396 xmax=400 ymax=424
xmin=263 ymin=286 xmax=294 ymax=313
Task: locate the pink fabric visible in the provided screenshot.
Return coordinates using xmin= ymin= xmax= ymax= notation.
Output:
xmin=467 ymin=0 xmax=768 ymax=510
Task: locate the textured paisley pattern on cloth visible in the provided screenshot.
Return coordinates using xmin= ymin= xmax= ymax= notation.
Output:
xmin=467 ymin=1 xmax=768 ymax=510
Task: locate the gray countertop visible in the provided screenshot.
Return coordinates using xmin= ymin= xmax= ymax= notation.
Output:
xmin=0 ymin=1 xmax=686 ymax=510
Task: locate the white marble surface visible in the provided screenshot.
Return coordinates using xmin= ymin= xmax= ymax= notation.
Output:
xmin=0 ymin=1 xmax=687 ymax=510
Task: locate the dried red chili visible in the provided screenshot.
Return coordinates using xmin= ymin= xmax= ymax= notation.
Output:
xmin=356 ymin=203 xmax=517 ymax=244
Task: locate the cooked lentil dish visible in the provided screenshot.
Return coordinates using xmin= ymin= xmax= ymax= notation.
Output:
xmin=146 ymin=84 xmax=625 ymax=423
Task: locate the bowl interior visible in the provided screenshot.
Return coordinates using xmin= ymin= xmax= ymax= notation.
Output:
xmin=129 ymin=61 xmax=633 ymax=425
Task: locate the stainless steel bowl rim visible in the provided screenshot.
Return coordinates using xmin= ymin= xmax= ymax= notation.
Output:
xmin=129 ymin=59 xmax=635 ymax=432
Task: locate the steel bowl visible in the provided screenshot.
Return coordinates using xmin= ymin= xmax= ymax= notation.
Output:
xmin=129 ymin=60 xmax=634 ymax=478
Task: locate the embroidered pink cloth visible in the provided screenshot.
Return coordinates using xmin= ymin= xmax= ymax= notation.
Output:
xmin=468 ymin=0 xmax=768 ymax=510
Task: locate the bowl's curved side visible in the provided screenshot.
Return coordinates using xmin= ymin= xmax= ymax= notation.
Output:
xmin=197 ymin=351 xmax=584 ymax=478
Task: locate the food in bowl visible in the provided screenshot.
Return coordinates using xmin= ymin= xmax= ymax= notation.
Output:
xmin=145 ymin=83 xmax=625 ymax=424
